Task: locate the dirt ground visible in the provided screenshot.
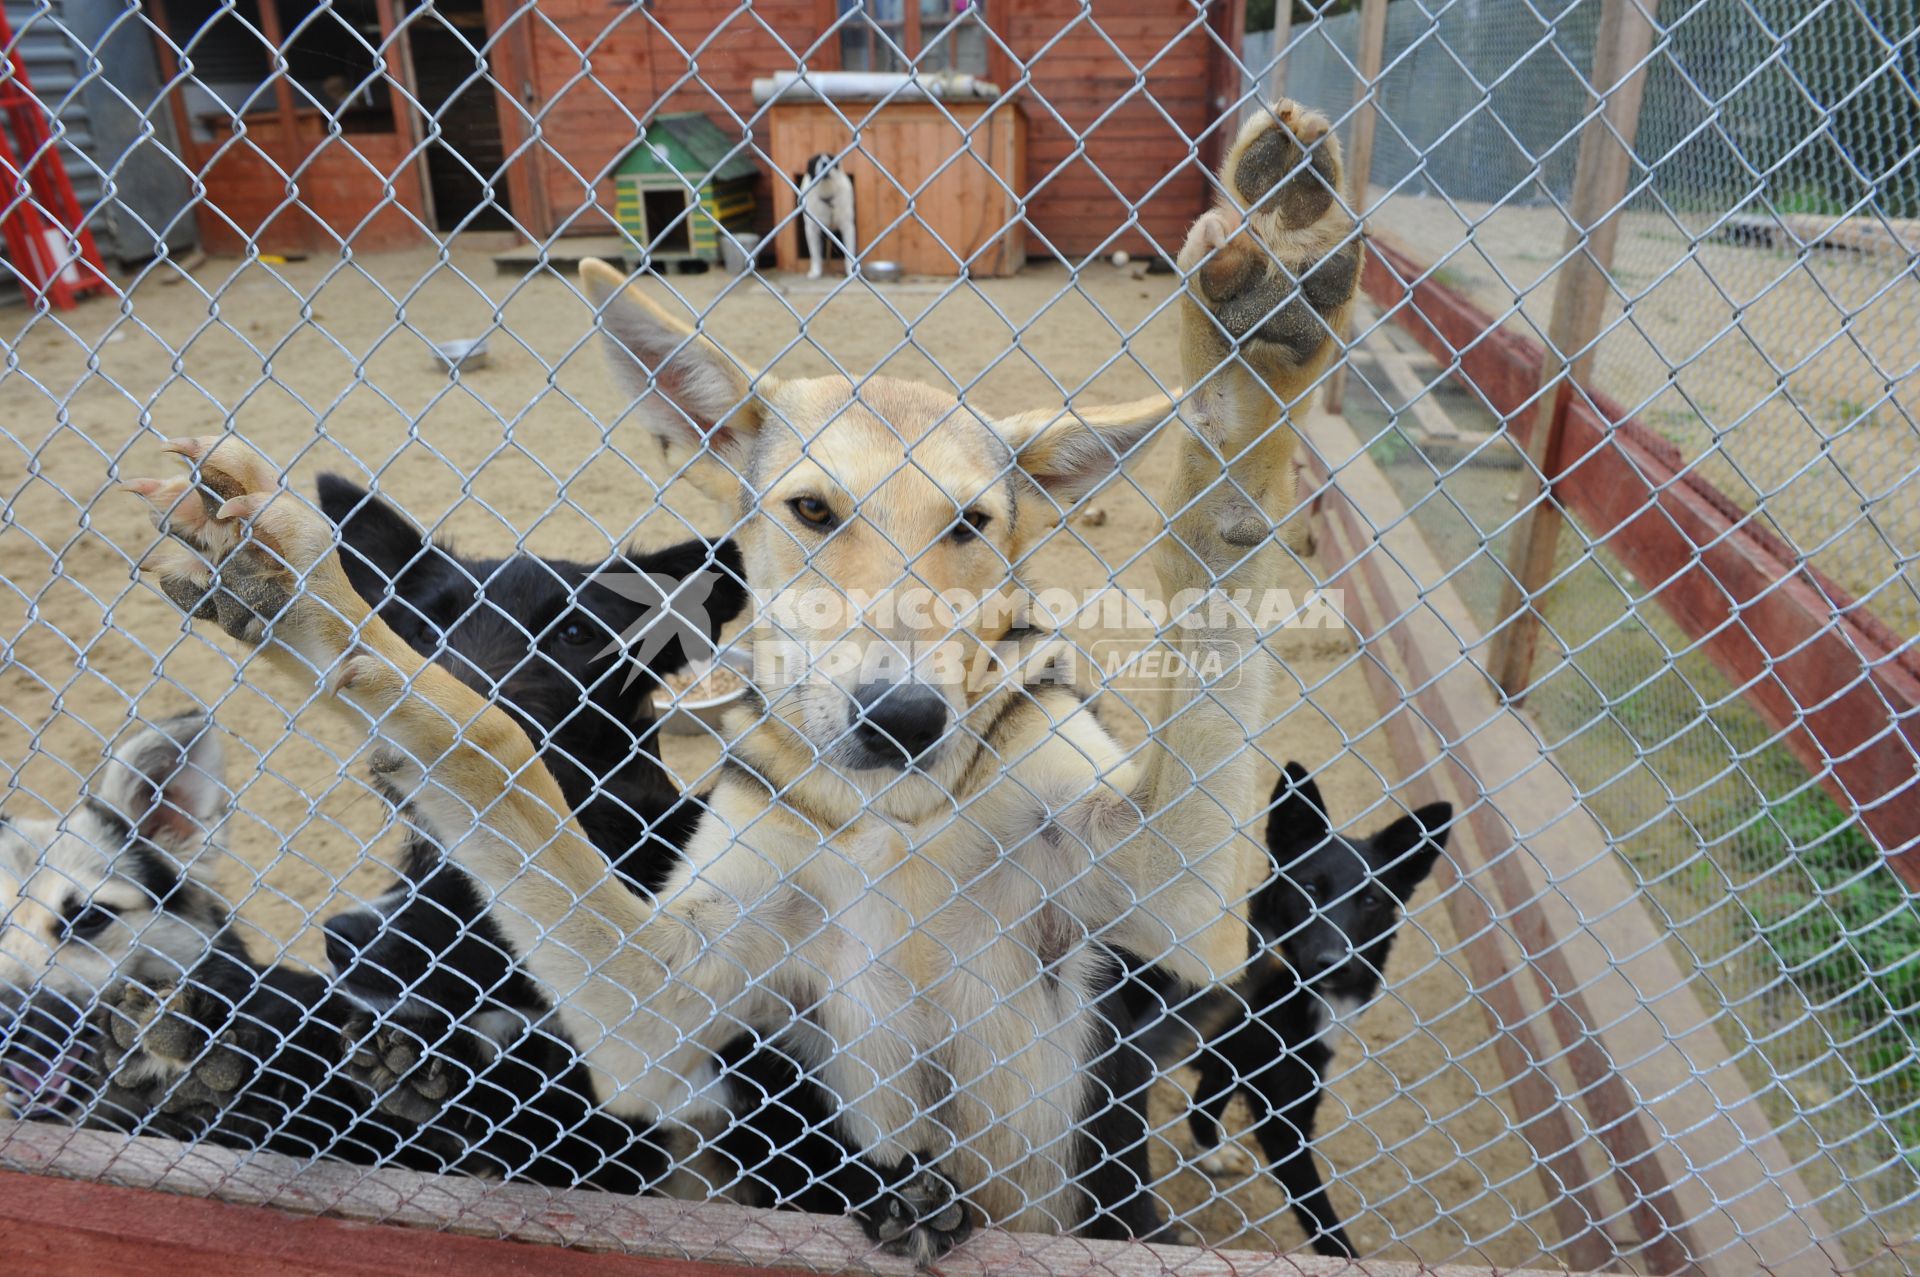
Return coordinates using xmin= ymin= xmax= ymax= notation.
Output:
xmin=1369 ymin=187 xmax=1920 ymax=639
xmin=0 ymin=247 xmax=1556 ymax=1266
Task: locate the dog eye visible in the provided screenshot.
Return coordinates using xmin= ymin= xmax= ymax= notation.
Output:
xmin=555 ymin=616 xmax=599 ymax=647
xmin=788 ymin=496 xmax=838 ymax=530
xmin=62 ymin=901 xmax=121 ymax=941
xmin=950 ymin=510 xmax=991 ymax=544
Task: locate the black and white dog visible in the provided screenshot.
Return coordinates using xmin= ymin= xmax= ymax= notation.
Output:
xmin=795 ymin=153 xmax=857 ymax=279
xmin=0 ymin=713 xmax=378 ymax=1158
xmin=306 ymin=475 xmax=749 ymax=1189
xmin=1143 ymin=763 xmax=1452 ymax=1257
xmin=1 ymin=715 xmax=242 ymax=1123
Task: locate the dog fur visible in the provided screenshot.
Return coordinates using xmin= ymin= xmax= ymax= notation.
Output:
xmin=0 ymin=715 xmax=373 ymax=1157
xmin=1142 ymin=764 xmax=1450 ymax=1256
xmin=795 ymin=153 xmax=857 ymax=279
xmin=92 ymin=483 xmax=747 ymax=1189
xmin=121 ymin=97 xmax=1363 ymax=1262
xmin=1 ymin=716 xmax=240 ymax=1122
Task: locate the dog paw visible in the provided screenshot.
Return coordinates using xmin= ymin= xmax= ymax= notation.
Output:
xmin=857 ymin=1166 xmax=971 ymax=1265
xmin=97 ymin=981 xmax=254 ymax=1116
xmin=342 ymin=1017 xmax=467 ymax=1126
xmin=121 ymin=436 xmax=359 ymax=651
xmin=1195 ymin=1141 xmax=1256 ymax=1179
xmin=1177 ymin=99 xmax=1362 ymax=416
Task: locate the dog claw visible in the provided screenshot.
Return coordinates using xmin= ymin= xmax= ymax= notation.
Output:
xmin=161 ymin=435 xmax=214 ymax=462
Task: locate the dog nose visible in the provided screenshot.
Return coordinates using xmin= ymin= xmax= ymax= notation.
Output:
xmin=1312 ymin=947 xmax=1347 ymax=973
xmin=851 ymin=682 xmax=950 ymax=765
xmin=323 ymin=911 xmax=375 ymax=973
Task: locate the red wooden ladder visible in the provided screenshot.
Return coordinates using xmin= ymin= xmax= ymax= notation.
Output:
xmin=0 ymin=8 xmax=112 ymax=310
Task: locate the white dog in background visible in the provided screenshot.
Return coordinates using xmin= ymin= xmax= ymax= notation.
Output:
xmin=796 ymin=153 xmax=857 ymax=279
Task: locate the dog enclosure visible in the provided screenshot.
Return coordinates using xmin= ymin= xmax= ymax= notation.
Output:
xmin=1 ymin=2 xmax=1915 ymax=1275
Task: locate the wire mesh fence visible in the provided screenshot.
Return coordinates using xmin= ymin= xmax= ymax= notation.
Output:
xmin=0 ymin=1 xmax=1915 ymax=1275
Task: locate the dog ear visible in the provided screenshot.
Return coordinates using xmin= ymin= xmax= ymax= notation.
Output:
xmin=992 ymin=408 xmax=1163 ymax=504
xmin=1265 ymin=761 xmax=1330 ymax=862
xmin=580 ymin=258 xmax=761 ymax=464
xmin=92 ymin=714 xmax=226 ymax=856
xmin=601 ymin=535 xmax=751 ymax=676
xmin=1368 ymin=802 xmax=1452 ymax=902
xmin=316 ymin=473 xmax=464 ymax=614
xmin=632 ymin=535 xmax=749 ymax=638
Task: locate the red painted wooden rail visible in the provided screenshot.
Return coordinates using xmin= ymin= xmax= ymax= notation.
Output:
xmin=1359 ymin=236 xmax=1920 ymax=883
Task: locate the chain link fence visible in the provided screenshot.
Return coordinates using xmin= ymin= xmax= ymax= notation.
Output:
xmin=1 ymin=1 xmax=1916 ymax=1274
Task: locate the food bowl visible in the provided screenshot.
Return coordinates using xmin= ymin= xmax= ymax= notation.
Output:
xmin=654 ymin=647 xmax=754 ymax=735
xmin=864 ymin=260 xmax=902 ymax=284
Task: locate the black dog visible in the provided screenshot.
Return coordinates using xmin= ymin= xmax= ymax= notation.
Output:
xmin=1143 ymin=763 xmax=1451 ymax=1257
xmin=312 ymin=474 xmax=747 ymax=1190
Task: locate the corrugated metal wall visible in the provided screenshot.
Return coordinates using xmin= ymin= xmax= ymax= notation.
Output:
xmin=5 ymin=0 xmax=196 ymax=268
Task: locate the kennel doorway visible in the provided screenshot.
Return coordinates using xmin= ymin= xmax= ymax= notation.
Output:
xmin=404 ymin=0 xmax=513 ymax=231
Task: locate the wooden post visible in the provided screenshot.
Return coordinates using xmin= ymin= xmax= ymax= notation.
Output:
xmin=249 ymin=0 xmax=303 ymax=155
xmin=1489 ymin=0 xmax=1658 ymax=698
xmin=1267 ymin=1 xmax=1293 ymax=99
xmin=485 ymin=0 xmax=552 ymax=239
xmin=375 ymin=0 xmax=434 ymax=231
xmin=143 ymin=0 xmax=201 ymax=179
xmin=1201 ymin=0 xmax=1248 ymax=179
xmin=1320 ymin=0 xmax=1388 ymax=415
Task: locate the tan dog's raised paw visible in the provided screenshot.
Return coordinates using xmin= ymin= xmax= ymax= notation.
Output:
xmin=122 ymin=436 xmax=366 ymax=659
xmin=1166 ymin=99 xmax=1365 ymax=558
xmin=1177 ymin=100 xmax=1363 ymax=434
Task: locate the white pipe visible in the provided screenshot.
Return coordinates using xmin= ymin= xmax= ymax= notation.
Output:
xmin=750 ymin=70 xmax=999 ymax=105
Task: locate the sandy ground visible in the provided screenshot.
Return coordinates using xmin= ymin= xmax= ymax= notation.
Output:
xmin=1368 ymin=188 xmax=1920 ymax=639
xmin=0 ymin=247 xmax=1555 ymax=1266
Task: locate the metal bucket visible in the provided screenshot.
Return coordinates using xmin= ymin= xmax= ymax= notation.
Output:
xmin=722 ymin=232 xmax=763 ymax=274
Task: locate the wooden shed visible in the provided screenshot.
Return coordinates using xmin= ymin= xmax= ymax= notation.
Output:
xmin=614 ymin=114 xmax=758 ymax=266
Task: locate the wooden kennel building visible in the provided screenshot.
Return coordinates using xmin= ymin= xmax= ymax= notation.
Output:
xmin=144 ymin=0 xmax=518 ymax=255
xmin=144 ymin=1 xmax=1246 ymax=264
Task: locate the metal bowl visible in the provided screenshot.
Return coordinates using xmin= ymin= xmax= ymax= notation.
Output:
xmin=654 ymin=647 xmax=754 ymax=736
xmin=865 ymin=260 xmax=903 ymax=284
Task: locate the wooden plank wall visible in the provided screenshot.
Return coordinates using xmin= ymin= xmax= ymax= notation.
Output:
xmin=186 ymin=131 xmax=432 ymax=257
xmin=510 ymin=1 xmax=1216 ymax=260
xmin=1298 ymin=408 xmax=1844 ymax=1275
xmin=0 ymin=1119 xmax=1603 ymax=1277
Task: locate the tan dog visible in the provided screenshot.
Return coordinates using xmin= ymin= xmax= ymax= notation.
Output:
xmin=123 ymin=99 xmax=1361 ymax=1260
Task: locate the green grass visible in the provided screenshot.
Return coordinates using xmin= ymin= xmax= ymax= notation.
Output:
xmin=1833 ymin=398 xmax=1878 ymax=427
xmin=1772 ymin=185 xmax=1852 ymax=218
xmin=1366 ymin=424 xmax=1414 ymax=467
xmin=1726 ymin=790 xmax=1920 ymax=1161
